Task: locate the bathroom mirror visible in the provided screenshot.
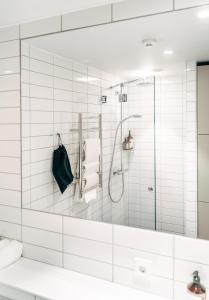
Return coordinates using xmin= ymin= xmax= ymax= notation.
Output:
xmin=21 ymin=5 xmax=209 ymax=239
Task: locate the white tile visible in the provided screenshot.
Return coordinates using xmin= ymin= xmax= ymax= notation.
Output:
xmin=113 ymin=245 xmax=173 ymax=279
xmin=0 ymin=220 xmax=21 ymax=240
xmin=175 ymin=235 xmax=209 ymax=265
xmin=113 ymin=0 xmax=173 ymax=21
xmin=23 ymin=243 xmax=63 ymax=267
xmin=54 ymin=89 xmax=72 ymax=101
xmin=0 ymin=25 xmax=19 ymax=42
xmin=0 ymin=90 xmax=20 ymax=108
xmin=0 ymin=40 xmax=19 ymax=58
xmin=175 ymin=0 xmax=209 ymax=9
xmin=30 ymin=85 xmax=53 ymax=100
xmin=113 ymin=266 xmax=173 ymax=299
xmin=0 ymin=141 xmax=20 ymax=157
xmin=22 ymin=226 xmax=62 ymax=251
xmin=64 ymin=253 xmax=112 ymax=281
xmin=0 ymin=173 xmax=20 ymax=190
xmin=22 ymin=209 xmax=62 ymax=233
xmin=30 ymin=46 xmax=53 ymax=63
xmin=30 ymin=59 xmax=53 ymax=75
xmin=54 ymin=65 xmax=72 ymax=80
xmin=30 ymin=71 xmax=53 ymax=87
xmin=64 ymin=235 xmax=112 ymax=263
xmin=175 ymin=258 xmax=209 ymax=288
xmin=0 ymin=74 xmax=20 ymax=91
xmin=30 ymin=97 xmax=53 ymax=111
xmin=0 ymin=108 xmax=20 ymax=123
xmin=21 ymin=42 xmax=29 ymax=56
xmin=63 ymin=216 xmax=112 ymax=243
xmin=0 ymin=157 xmax=20 ymax=173
xmin=0 ymin=205 xmax=21 ymax=224
xmin=0 ymin=57 xmax=20 ymax=75
xmin=0 ymin=189 xmax=21 ymax=207
xmin=54 ymin=56 xmax=72 ymax=70
xmin=113 ymin=225 xmax=173 ymax=256
xmin=20 ymin=16 xmax=61 ymax=38
xmin=62 ymin=5 xmax=111 ymax=30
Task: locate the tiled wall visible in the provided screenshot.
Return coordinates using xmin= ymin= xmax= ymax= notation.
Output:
xmin=19 ymin=209 xmax=209 ymax=299
xmin=121 ymin=72 xmax=197 ymax=236
xmin=0 ymin=26 xmax=21 ymax=241
xmin=125 ymin=81 xmax=156 ymax=230
xmin=21 ymin=43 xmax=126 ymax=224
xmin=183 ymin=62 xmax=197 ymax=238
xmin=0 ymin=0 xmax=207 ymax=299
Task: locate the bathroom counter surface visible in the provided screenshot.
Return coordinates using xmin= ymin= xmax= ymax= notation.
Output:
xmin=0 ymin=258 xmax=168 ymax=300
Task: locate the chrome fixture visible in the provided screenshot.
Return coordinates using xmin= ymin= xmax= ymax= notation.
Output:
xmin=187 ymin=271 xmax=206 ymax=299
xmin=108 ymin=77 xmax=154 ymax=91
xmin=108 ymin=114 xmax=142 ymax=204
xmin=119 ymin=93 xmax=128 ymax=102
xmin=100 ymin=95 xmax=107 ymax=103
xmin=113 ymin=169 xmax=128 ymax=176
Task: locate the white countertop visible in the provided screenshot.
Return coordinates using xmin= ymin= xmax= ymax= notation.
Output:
xmin=0 ymin=258 xmax=168 ymax=300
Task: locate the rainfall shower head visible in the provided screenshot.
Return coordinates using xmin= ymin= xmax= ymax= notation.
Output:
xmin=133 ymin=114 xmax=141 ymax=118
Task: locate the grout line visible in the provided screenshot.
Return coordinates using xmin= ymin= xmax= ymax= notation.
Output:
xmin=111 ymin=4 xmax=114 ymax=22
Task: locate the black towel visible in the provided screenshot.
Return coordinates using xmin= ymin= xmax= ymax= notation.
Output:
xmin=52 ymin=145 xmax=74 ymax=193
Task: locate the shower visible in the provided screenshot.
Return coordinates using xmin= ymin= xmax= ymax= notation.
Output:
xmin=108 ymin=114 xmax=142 ymax=204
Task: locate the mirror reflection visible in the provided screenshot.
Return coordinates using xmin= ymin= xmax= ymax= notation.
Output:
xmin=21 ymin=6 xmax=209 ymax=239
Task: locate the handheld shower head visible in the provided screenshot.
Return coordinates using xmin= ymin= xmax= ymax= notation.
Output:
xmin=108 ymin=113 xmax=142 ymax=204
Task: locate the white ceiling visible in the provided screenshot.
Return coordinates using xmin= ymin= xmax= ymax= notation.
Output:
xmin=26 ymin=5 xmax=209 ymax=79
xmin=0 ymin=0 xmax=122 ymax=27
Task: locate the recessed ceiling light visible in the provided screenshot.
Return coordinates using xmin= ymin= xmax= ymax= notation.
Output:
xmin=198 ymin=10 xmax=209 ymax=19
xmin=163 ymin=50 xmax=173 ymax=55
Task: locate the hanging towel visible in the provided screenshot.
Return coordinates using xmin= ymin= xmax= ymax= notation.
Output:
xmin=83 ymin=138 xmax=100 ymax=163
xmin=52 ymin=145 xmax=74 ymax=194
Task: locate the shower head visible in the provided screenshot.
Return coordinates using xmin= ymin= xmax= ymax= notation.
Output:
xmin=133 ymin=114 xmax=141 ymax=118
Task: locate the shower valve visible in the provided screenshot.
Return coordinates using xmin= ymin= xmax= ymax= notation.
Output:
xmin=113 ymin=169 xmax=128 ymax=176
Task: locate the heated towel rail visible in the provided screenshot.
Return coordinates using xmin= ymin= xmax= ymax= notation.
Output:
xmin=69 ymin=113 xmax=102 ymax=198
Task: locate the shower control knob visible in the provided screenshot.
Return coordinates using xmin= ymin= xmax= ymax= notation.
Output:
xmin=148 ymin=186 xmax=154 ymax=192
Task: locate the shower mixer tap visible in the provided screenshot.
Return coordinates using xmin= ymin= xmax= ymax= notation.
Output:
xmin=113 ymin=169 xmax=128 ymax=176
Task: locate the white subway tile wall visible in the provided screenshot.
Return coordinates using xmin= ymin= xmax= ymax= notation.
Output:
xmin=21 ymin=44 xmax=126 ymax=225
xmin=0 ymin=0 xmax=206 ymax=298
xmin=0 ymin=26 xmax=21 ymax=241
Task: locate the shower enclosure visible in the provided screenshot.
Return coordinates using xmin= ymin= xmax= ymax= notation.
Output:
xmin=105 ymin=77 xmax=156 ymax=230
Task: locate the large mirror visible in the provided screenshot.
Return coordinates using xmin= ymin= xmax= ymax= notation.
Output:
xmin=21 ymin=5 xmax=209 ymax=239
